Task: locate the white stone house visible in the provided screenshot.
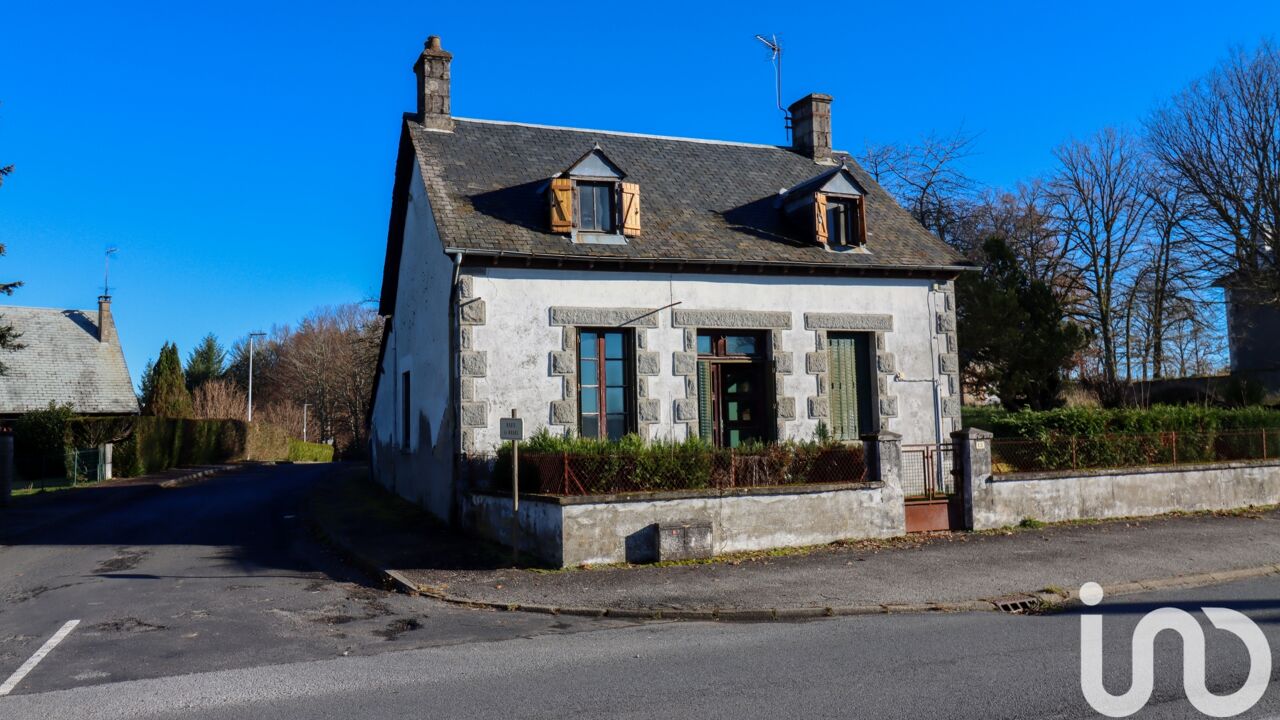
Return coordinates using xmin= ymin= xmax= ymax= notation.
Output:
xmin=369 ymin=37 xmax=973 ymax=531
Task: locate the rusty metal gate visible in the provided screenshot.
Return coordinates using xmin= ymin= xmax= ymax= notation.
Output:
xmin=901 ymin=443 xmax=963 ymax=532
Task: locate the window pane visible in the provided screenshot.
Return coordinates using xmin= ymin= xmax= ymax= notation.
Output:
xmin=605 ymin=360 xmax=624 ymax=385
xmin=595 ymin=185 xmax=609 ymax=231
xmin=725 ymin=334 xmax=758 ymax=356
xmin=606 ymin=415 xmax=626 ymax=441
xmin=580 ymin=186 xmax=596 ymax=231
xmin=580 ymin=359 xmax=598 ymax=386
xmin=606 ymin=387 xmax=624 ymax=413
xmin=604 ymin=332 xmax=623 ymax=359
xmin=697 ymin=334 xmax=712 ymax=354
xmin=580 ymin=332 xmax=598 ymax=358
xmin=580 ymin=388 xmax=598 ymax=413
xmin=580 ymin=415 xmax=599 ymax=439
xmin=727 ymin=400 xmax=739 ymax=422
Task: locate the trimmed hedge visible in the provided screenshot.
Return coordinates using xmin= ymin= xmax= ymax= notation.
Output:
xmin=86 ymin=417 xmax=292 ymax=477
xmin=963 ymin=405 xmax=1280 ymax=440
xmin=288 ymin=439 xmax=335 ymax=462
xmin=492 ymin=430 xmax=862 ymax=495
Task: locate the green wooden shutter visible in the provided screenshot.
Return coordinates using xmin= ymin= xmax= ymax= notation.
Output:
xmin=697 ymin=360 xmax=714 ymax=442
xmin=829 ymin=335 xmax=860 ymax=441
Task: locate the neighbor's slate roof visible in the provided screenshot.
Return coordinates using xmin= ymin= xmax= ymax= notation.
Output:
xmin=0 ymin=305 xmax=138 ymax=416
xmin=407 ymin=116 xmax=969 ymax=270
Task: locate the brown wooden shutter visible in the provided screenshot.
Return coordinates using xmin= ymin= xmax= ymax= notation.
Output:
xmin=620 ymin=182 xmax=641 ymax=237
xmin=549 ymin=177 xmax=574 ymax=233
xmin=856 ymin=197 xmax=868 ymax=245
xmin=814 ymin=192 xmax=829 ymax=245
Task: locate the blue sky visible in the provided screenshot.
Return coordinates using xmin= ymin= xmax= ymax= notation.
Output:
xmin=1 ymin=1 xmax=1276 ymax=386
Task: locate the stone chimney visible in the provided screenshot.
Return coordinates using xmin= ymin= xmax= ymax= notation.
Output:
xmin=97 ymin=295 xmax=116 ymax=345
xmin=788 ymin=93 xmax=833 ymax=161
xmin=414 ymin=36 xmax=454 ymax=131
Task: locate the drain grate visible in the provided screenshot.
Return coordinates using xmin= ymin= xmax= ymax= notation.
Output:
xmin=993 ymin=595 xmax=1041 ymax=614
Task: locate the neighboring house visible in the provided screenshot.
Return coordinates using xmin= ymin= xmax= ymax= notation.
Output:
xmin=370 ymin=37 xmax=973 ymax=525
xmin=0 ymin=296 xmax=138 ymax=420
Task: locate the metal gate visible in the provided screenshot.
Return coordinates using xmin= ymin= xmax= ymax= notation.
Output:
xmin=901 ymin=443 xmax=963 ymax=532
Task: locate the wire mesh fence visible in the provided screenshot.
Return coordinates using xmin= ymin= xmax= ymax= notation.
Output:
xmin=901 ymin=444 xmax=954 ymax=499
xmin=467 ymin=445 xmax=868 ymax=497
xmin=13 ymin=447 xmax=103 ymax=492
xmin=991 ymin=429 xmax=1280 ymax=475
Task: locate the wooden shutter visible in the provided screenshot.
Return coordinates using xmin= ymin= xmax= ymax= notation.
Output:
xmin=549 ymin=177 xmax=574 ymax=233
xmin=829 ymin=335 xmax=860 ymax=441
xmin=697 ymin=360 xmax=714 ymax=442
xmin=620 ymin=182 xmax=641 ymax=237
xmin=814 ymin=192 xmax=829 ymax=245
xmin=856 ymin=197 xmax=868 ymax=245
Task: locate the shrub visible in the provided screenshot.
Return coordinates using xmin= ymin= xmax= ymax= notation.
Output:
xmin=14 ymin=402 xmax=75 ymax=480
xmin=288 ymin=439 xmax=334 ymax=462
xmin=964 ymin=405 xmax=1280 ymax=440
xmin=492 ymin=430 xmax=860 ymax=495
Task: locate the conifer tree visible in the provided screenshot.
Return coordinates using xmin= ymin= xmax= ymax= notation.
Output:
xmin=185 ymin=333 xmax=227 ymax=391
xmin=144 ymin=343 xmax=194 ymax=417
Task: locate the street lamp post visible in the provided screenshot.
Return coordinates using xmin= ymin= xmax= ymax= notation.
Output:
xmin=247 ymin=332 xmax=266 ymax=423
xmin=303 ymin=403 xmax=310 ymax=443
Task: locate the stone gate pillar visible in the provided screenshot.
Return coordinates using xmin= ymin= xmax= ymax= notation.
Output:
xmin=951 ymin=427 xmax=993 ymax=530
xmin=862 ymin=430 xmax=905 ymax=536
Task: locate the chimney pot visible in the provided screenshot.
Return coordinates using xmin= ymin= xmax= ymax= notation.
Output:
xmin=97 ymin=295 xmax=116 ymax=345
xmin=414 ymin=35 xmax=454 ymax=132
xmin=788 ymin=93 xmax=833 ymax=161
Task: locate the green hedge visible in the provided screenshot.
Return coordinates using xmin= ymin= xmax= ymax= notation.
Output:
xmin=493 ymin=430 xmax=863 ymax=495
xmin=288 ymin=439 xmax=335 ymax=462
xmin=963 ymin=405 xmax=1280 ymax=439
xmin=91 ymin=417 xmax=291 ymax=477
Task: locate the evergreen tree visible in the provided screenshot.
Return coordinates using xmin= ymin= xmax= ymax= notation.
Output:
xmin=143 ymin=342 xmax=194 ymax=417
xmin=185 ymin=333 xmax=227 ymax=390
xmin=137 ymin=359 xmax=156 ymax=402
xmin=957 ymin=237 xmax=1088 ymax=410
xmin=0 ymin=151 xmax=22 ymax=375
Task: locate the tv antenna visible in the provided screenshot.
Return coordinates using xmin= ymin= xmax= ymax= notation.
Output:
xmin=754 ymin=34 xmax=790 ymax=140
xmin=102 ymin=247 xmax=119 ymax=297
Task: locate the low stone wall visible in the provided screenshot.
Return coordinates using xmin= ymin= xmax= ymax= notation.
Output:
xmin=966 ymin=452 xmax=1280 ymax=530
xmin=463 ymin=482 xmax=902 ymax=567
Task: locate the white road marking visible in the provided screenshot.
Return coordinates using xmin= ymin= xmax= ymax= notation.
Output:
xmin=0 ymin=619 xmax=80 ymax=697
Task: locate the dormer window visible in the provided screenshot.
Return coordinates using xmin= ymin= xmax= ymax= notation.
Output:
xmin=578 ymin=181 xmax=616 ymax=233
xmin=822 ymin=195 xmax=866 ymax=248
xmin=782 ymin=165 xmax=868 ymax=250
xmin=547 ymin=146 xmax=641 ymax=239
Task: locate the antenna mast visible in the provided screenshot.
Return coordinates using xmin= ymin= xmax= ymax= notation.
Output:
xmin=754 ymin=34 xmax=790 ymax=141
xmin=103 ymin=247 xmax=118 ymax=297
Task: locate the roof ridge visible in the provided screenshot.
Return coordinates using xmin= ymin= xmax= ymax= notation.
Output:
xmin=451 ymin=116 xmax=792 ymax=150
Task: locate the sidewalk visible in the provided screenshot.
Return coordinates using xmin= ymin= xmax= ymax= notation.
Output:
xmin=309 ymin=467 xmax=1280 ymax=619
xmin=1 ymin=464 xmax=237 ymax=542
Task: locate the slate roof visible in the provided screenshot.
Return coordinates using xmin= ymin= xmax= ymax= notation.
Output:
xmin=0 ymin=305 xmax=139 ymax=416
xmin=405 ymin=116 xmax=970 ymax=271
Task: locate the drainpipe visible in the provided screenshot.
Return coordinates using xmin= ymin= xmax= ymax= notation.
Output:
xmin=449 ymin=251 xmax=464 ymax=526
xmin=926 ymin=282 xmax=945 ymax=448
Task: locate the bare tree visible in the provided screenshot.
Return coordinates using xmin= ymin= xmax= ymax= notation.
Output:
xmin=1050 ymin=127 xmax=1152 ymax=398
xmin=1146 ymin=41 xmax=1280 ymax=298
xmin=859 ymin=129 xmax=980 ymax=249
xmin=192 ymin=378 xmax=247 ymax=420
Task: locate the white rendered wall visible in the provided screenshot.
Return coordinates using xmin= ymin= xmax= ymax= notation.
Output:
xmin=369 ymin=166 xmax=457 ymax=520
xmin=467 ymin=267 xmax=956 ymax=451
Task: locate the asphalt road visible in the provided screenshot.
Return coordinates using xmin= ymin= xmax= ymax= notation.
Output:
xmin=5 ymin=463 xmax=1280 ymax=719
